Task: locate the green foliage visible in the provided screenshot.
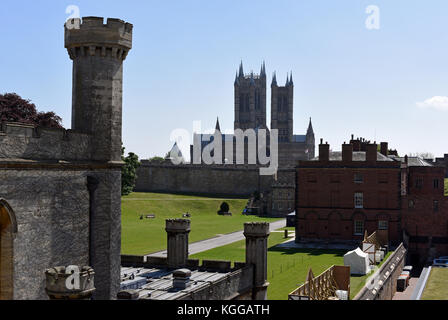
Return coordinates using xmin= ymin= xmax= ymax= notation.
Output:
xmin=121 ymin=147 xmax=140 ymax=196
xmin=121 ymin=192 xmax=279 ymax=255
xmin=219 ymin=201 xmax=230 ymax=213
xmin=149 ymin=156 xmax=164 ymax=162
xmin=0 ymin=92 xmax=63 ymax=128
xmin=445 ymin=179 xmax=448 ymax=197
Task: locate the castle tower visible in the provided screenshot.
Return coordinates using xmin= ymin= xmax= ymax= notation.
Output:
xmin=65 ymin=17 xmax=133 ymax=299
xmin=271 ymin=72 xmax=293 ymax=143
xmin=65 ymin=16 xmax=133 ymax=162
xmin=234 ymin=61 xmax=267 ymax=130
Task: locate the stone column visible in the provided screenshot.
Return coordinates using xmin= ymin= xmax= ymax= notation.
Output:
xmin=244 ymin=222 xmax=270 ymax=300
xmin=166 ymin=219 xmax=190 ymax=268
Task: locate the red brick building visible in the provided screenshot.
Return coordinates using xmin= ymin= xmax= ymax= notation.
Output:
xmin=295 ymin=137 xmax=448 ymax=264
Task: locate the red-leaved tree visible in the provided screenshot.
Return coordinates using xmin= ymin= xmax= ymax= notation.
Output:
xmin=0 ymin=93 xmax=63 ymax=128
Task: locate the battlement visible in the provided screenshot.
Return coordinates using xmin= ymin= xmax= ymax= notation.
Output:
xmin=65 ymin=16 xmax=133 ymax=60
xmin=165 ymin=219 xmax=191 ymax=232
xmin=0 ymin=122 xmax=92 ymax=161
xmin=243 ymin=222 xmax=270 ymax=237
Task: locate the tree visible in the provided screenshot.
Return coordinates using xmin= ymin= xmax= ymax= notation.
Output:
xmin=149 ymin=156 xmax=164 ymax=162
xmin=121 ymin=147 xmax=140 ymax=196
xmin=0 ymin=93 xmax=63 ymax=128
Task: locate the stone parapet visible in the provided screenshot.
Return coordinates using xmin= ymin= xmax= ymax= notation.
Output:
xmin=65 ymin=17 xmax=132 ymax=60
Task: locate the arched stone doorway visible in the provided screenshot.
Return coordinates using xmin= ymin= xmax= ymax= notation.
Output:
xmin=0 ymin=199 xmax=17 ymax=300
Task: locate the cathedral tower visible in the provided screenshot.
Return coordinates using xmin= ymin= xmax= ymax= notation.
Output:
xmin=271 ymin=72 xmax=293 ymax=143
xmin=234 ymin=62 xmax=267 ymax=130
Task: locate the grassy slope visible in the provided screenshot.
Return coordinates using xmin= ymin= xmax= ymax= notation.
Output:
xmin=421 ymin=267 xmax=448 ymax=300
xmin=121 ymin=192 xmax=280 ymax=255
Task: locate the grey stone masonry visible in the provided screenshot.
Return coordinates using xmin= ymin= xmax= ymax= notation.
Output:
xmin=64 ymin=16 xmax=133 ymax=300
xmin=244 ymin=222 xmax=270 ymax=299
xmin=65 ymin=16 xmax=132 ymax=162
xmin=166 ymin=219 xmax=191 ymax=268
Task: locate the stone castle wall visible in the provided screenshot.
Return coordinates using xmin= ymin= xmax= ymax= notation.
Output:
xmin=135 ymin=161 xmax=275 ymax=197
xmin=0 ymin=123 xmax=92 ymax=161
xmin=0 ymin=169 xmax=90 ymax=299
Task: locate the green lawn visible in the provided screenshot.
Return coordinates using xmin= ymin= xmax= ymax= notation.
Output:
xmin=421 ymin=267 xmax=448 ymax=300
xmin=191 ymin=232 xmax=346 ymax=300
xmin=121 ymin=192 xmax=280 ymax=255
xmin=191 ymin=231 xmax=393 ymax=300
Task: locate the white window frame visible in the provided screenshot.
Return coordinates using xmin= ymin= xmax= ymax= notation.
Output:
xmin=354 ymin=173 xmax=363 ymax=184
xmin=354 ymin=192 xmax=364 ymax=208
xmin=354 ymin=220 xmax=364 ymax=235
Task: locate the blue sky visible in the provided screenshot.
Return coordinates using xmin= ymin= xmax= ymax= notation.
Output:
xmin=1 ymin=0 xmax=447 ymax=159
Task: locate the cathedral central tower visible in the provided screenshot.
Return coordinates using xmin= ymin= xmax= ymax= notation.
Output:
xmin=234 ymin=62 xmax=267 ymax=130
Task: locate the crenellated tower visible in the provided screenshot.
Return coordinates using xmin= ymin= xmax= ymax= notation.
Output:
xmin=234 ymin=61 xmax=267 ymax=130
xmin=65 ymin=16 xmax=133 ymax=162
xmin=271 ymin=72 xmax=293 ymax=143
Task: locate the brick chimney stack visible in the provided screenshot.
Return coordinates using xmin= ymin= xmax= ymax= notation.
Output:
xmin=342 ymin=143 xmax=353 ymax=162
xmin=380 ymin=142 xmax=389 ymax=157
xmin=319 ymin=139 xmax=330 ymax=162
xmin=366 ymin=144 xmax=378 ymax=163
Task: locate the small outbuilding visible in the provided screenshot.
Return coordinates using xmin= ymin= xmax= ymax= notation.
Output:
xmin=344 ymin=248 xmax=370 ymax=275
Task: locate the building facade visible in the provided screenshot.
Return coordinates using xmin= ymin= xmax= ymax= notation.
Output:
xmin=295 ymin=137 xmax=448 ymax=264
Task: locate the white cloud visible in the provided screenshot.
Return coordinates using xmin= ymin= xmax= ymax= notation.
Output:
xmin=416 ymin=96 xmax=448 ymax=111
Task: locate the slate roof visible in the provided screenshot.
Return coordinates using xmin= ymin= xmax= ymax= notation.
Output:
xmin=312 ymin=151 xmax=393 ymax=162
xmin=391 ymin=156 xmax=434 ymax=167
xmin=120 ymin=266 xmax=232 ymax=300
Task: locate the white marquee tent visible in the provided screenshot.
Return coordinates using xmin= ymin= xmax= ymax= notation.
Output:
xmin=343 ymin=248 xmax=370 ymax=275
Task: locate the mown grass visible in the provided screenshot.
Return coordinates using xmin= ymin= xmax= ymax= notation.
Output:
xmin=192 ymin=231 xmax=393 ymax=300
xmin=421 ymin=267 xmax=448 ymax=300
xmin=191 ymin=232 xmax=346 ymax=300
xmin=121 ymin=192 xmax=280 ymax=255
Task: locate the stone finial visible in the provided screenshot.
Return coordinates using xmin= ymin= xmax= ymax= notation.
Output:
xmin=45 ymin=266 xmax=95 ymax=300
xmin=173 ymin=268 xmax=192 ymax=290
